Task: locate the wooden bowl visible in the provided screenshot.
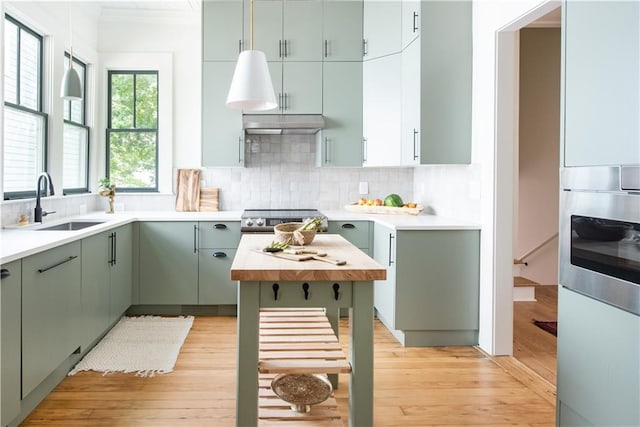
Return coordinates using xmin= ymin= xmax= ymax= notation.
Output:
xmin=274 ymin=222 xmax=316 ymax=246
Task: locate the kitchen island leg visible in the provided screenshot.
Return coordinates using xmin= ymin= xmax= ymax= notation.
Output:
xmin=350 ymin=281 xmax=374 ymax=427
xmin=236 ymin=281 xmax=260 ymax=427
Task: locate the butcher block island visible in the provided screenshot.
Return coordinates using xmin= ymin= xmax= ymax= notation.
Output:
xmin=231 ymin=234 xmax=386 ymax=427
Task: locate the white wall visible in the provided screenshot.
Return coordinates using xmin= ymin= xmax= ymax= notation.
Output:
xmin=473 ymin=0 xmax=560 ymax=355
xmin=517 ymin=28 xmax=560 ymax=285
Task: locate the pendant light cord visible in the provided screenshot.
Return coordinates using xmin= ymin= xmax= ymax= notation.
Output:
xmin=250 ymin=0 xmax=254 ymax=50
xmin=68 ymin=4 xmax=74 ymax=69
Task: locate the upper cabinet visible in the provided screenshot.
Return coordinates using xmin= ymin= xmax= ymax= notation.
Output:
xmin=203 ymin=0 xmax=245 ymax=61
xmin=323 ymin=0 xmax=364 ymax=61
xmin=363 ymin=0 xmax=402 ymax=60
xmin=245 ymin=0 xmax=323 ymax=62
xmin=563 ymin=1 xmax=640 ymax=167
xmin=401 ymin=0 xmax=420 ymax=49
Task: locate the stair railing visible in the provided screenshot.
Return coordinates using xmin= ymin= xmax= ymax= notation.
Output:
xmin=513 ymin=232 xmax=559 ymax=266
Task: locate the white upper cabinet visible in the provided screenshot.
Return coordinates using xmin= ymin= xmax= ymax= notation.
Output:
xmin=363 ymin=0 xmax=402 ymax=61
xmin=401 ymin=0 xmax=420 ymax=49
xmin=563 ymin=0 xmax=640 ymax=167
xmin=203 ymin=0 xmax=245 ymax=61
xmin=245 ymin=0 xmax=323 ymax=62
xmin=323 ymin=0 xmax=364 ymax=61
xmin=400 ymin=39 xmax=420 ymax=165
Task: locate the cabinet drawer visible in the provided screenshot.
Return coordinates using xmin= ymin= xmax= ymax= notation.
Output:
xmin=199 ymin=221 xmax=241 ymax=248
xmin=199 ymin=249 xmax=238 ymax=305
xmin=328 ymin=221 xmax=371 ymax=249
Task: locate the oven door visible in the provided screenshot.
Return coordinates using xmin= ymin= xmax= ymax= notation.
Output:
xmin=559 ymin=190 xmax=640 ymax=315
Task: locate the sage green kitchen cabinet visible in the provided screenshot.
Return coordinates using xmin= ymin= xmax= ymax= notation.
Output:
xmin=318 ymin=62 xmax=363 ymax=167
xmin=202 ymin=0 xmax=244 ymax=61
xmin=269 ymin=61 xmax=323 ymax=114
xmin=246 ymin=0 xmax=323 ymax=62
xmin=401 ymin=0 xmax=420 ymax=49
xmin=363 ymin=0 xmax=402 ymax=60
xmin=563 ymin=1 xmax=639 ymax=167
xmin=109 ymin=224 xmax=133 ymax=323
xmin=1 ymin=260 xmax=21 ymax=426
xmin=139 ymin=222 xmax=199 ymax=305
xmin=199 ymin=221 xmax=242 ymax=249
xmin=557 ymin=286 xmax=640 ymax=426
xmin=328 ymin=220 xmax=371 ymax=256
xmin=202 ymin=61 xmax=245 ymax=167
xmin=21 ymin=241 xmax=81 ymax=398
xmin=323 ymin=0 xmax=364 ymax=61
xmin=373 ymin=223 xmax=480 ymax=346
xmin=362 ymin=53 xmax=402 ymax=166
xmin=199 ymin=249 xmax=238 ymax=304
xmin=401 ymin=0 xmax=472 ymax=165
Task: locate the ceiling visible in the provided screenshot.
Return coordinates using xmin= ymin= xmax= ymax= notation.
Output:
xmin=96 ymin=0 xmax=199 ymax=12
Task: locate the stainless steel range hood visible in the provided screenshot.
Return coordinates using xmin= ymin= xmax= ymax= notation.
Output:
xmin=243 ymin=114 xmax=324 ymax=135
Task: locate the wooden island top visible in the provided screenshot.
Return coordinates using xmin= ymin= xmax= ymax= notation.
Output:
xmin=231 ymin=234 xmax=386 ymax=282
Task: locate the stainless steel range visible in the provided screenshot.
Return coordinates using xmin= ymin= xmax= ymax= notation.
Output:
xmin=241 ymin=209 xmax=326 ymax=233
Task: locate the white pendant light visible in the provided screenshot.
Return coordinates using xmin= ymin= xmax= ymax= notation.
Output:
xmin=226 ymin=0 xmax=277 ymax=111
xmin=61 ymin=6 xmax=83 ymax=101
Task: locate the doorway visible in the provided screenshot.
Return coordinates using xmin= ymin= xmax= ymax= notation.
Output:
xmin=494 ymin=1 xmax=561 ymax=383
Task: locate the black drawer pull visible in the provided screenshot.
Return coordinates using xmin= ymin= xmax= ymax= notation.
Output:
xmin=38 ymin=255 xmax=78 ymax=273
xmin=214 ymin=224 xmax=228 ymax=230
xmin=333 ymin=283 xmax=340 ymax=300
xmin=1 ymin=269 xmax=10 ymax=279
xmin=341 ymin=223 xmax=355 ymax=229
xmin=302 ymin=283 xmax=310 ymax=300
xmin=273 ymin=283 xmax=279 ymax=301
xmin=212 ymin=252 xmax=227 ymax=258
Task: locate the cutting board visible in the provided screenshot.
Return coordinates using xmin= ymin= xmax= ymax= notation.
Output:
xmin=175 ymin=169 xmax=201 ymax=211
xmin=199 ymin=187 xmax=219 ymax=212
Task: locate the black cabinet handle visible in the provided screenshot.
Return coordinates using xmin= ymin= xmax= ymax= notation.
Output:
xmin=363 ymin=39 xmax=368 ymax=56
xmin=238 ymin=39 xmax=242 ymax=54
xmin=1 ymin=269 xmax=10 ymax=279
xmin=113 ymin=232 xmax=117 ymax=266
xmin=214 ymin=224 xmax=228 ymax=230
xmin=193 ymin=224 xmax=198 ymax=253
xmin=38 ymin=256 xmax=78 ymax=273
xmin=108 ymin=233 xmax=114 ymax=265
xmin=273 ymin=283 xmax=279 ymax=301
xmin=333 ymin=283 xmax=340 ymax=301
xmin=279 ymin=39 xmax=283 ymax=58
xmin=341 ymin=223 xmax=355 ymax=229
xmin=212 ymin=252 xmax=227 ymax=258
xmin=413 ymin=11 xmax=419 ymax=32
xmin=324 ymin=39 xmax=328 ymax=58
xmin=388 ymin=234 xmax=395 ymax=266
xmin=413 ymin=128 xmax=419 ymax=160
xmin=302 ymin=283 xmax=309 ymax=300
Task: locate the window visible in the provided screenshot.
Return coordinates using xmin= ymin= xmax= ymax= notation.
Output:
xmin=3 ymin=14 xmax=47 ymax=199
xmin=63 ymin=53 xmax=89 ymax=193
xmin=107 ymin=70 xmax=158 ymax=191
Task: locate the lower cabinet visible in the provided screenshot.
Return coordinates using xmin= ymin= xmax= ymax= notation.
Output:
xmin=81 ymin=224 xmax=133 ymax=351
xmin=328 ymin=220 xmax=372 ymax=256
xmin=198 ymin=249 xmax=238 ymax=304
xmin=373 ymin=223 xmax=480 ymax=346
xmin=1 ymin=260 xmax=21 ymax=425
xmin=21 ymin=241 xmax=82 ymax=398
xmin=557 ymin=286 xmax=640 ymax=426
xmin=139 ymin=222 xmax=199 ymax=304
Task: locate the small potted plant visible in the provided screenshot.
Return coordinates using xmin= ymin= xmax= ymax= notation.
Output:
xmin=98 ymin=178 xmax=116 ymax=214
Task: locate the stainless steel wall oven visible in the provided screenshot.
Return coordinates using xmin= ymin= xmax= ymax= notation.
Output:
xmin=559 ymin=166 xmax=640 ymax=315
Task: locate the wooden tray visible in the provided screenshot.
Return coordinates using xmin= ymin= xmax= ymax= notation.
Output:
xmin=344 ymin=203 xmax=424 ymax=215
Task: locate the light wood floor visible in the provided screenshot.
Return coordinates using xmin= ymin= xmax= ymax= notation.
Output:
xmin=513 ymin=285 xmax=558 ymax=385
xmin=22 ymin=317 xmax=556 ymax=426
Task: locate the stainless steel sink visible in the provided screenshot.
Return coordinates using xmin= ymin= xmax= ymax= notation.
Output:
xmin=37 ymin=221 xmax=105 ymax=231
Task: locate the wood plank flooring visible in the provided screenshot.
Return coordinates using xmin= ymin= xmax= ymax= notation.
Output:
xmin=513 ymin=285 xmax=558 ymax=385
xmin=22 ymin=316 xmax=555 ymax=426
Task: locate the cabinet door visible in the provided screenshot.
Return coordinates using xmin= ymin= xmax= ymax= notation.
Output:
xmin=139 ymin=222 xmax=198 ymax=305
xmin=203 ymin=0 xmax=244 ymax=61
xmin=199 ymin=249 xmax=238 ymax=304
xmin=363 ymin=54 xmax=401 ymax=166
xmin=110 ymin=224 xmax=133 ymax=322
xmin=282 ymin=62 xmax=323 ymax=114
xmin=563 ymin=1 xmax=639 ymax=167
xmin=22 ymin=242 xmax=81 ymax=398
xmin=202 ymin=61 xmax=244 ymax=166
xmin=81 ymin=231 xmax=111 ymax=351
xmin=328 ymin=220 xmax=370 ymax=251
xmin=363 ymin=0 xmax=401 ymax=60
xmin=1 ymin=260 xmax=21 ymax=426
xmin=283 ymin=0 xmax=323 ymax=61
xmin=246 ymin=0 xmax=283 ymax=61
xmin=323 ymin=0 xmax=363 ymax=61
xmin=320 ymin=62 xmax=363 ymax=166
xmin=401 ymin=39 xmax=420 ymax=165
xmin=557 ymin=286 xmax=640 ymax=426
xmin=373 ymin=223 xmax=396 ymax=328
xmin=401 ymin=0 xmax=420 ymax=49
xmin=249 ymin=61 xmax=283 ymax=114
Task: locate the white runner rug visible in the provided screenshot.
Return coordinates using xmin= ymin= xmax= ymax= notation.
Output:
xmin=68 ymin=315 xmax=194 ymax=377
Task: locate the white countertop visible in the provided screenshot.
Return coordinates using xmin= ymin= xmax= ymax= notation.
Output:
xmin=1 ymin=209 xmax=479 ymax=264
